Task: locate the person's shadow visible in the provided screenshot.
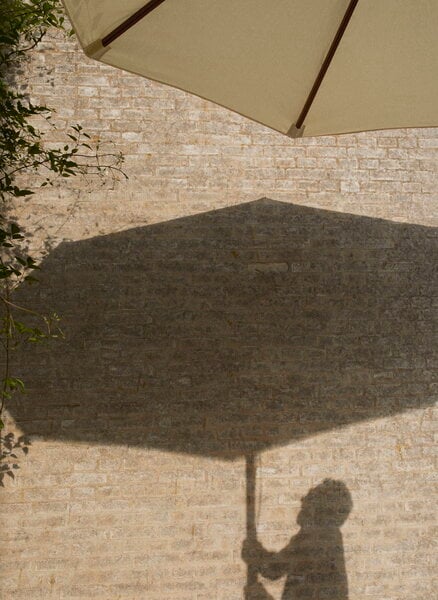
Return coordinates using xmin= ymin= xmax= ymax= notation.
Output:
xmin=242 ymin=479 xmax=352 ymax=600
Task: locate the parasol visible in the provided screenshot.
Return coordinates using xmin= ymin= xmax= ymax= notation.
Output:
xmin=61 ymin=0 xmax=438 ymax=137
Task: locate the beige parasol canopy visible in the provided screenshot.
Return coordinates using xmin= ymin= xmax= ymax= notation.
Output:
xmin=62 ymin=0 xmax=438 ymax=137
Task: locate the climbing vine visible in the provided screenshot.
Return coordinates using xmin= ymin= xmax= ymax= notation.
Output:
xmin=0 ymin=0 xmax=126 ymax=484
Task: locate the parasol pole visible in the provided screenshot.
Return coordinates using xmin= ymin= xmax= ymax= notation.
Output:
xmin=245 ymin=452 xmax=258 ymax=595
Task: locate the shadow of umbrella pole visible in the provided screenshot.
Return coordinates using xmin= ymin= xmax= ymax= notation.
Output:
xmin=246 ymin=452 xmax=258 ymax=595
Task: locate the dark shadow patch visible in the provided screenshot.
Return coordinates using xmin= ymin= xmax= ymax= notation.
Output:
xmin=9 ymin=199 xmax=438 ymax=458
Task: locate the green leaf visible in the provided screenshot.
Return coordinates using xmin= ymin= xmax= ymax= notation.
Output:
xmin=14 ymin=188 xmax=34 ymax=197
xmin=24 ymin=275 xmax=38 ymax=284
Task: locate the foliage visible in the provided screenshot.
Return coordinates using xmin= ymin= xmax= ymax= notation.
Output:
xmin=0 ymin=431 xmax=30 ymax=486
xmin=0 ymin=1 xmax=126 ymax=476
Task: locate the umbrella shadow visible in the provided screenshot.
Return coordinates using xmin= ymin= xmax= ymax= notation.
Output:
xmin=10 ymin=198 xmax=437 ymax=457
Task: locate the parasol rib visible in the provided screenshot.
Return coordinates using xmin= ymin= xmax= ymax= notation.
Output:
xmin=89 ymin=0 xmax=359 ymax=135
xmin=102 ymin=0 xmax=167 ymax=47
xmin=289 ymin=0 xmax=360 ymax=137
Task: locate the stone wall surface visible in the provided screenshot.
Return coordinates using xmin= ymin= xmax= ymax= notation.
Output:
xmin=1 ymin=27 xmax=437 ymax=600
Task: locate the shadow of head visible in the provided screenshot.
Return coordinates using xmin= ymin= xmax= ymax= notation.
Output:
xmin=10 ymin=199 xmax=437 ymax=459
xmin=297 ymin=479 xmax=353 ymax=529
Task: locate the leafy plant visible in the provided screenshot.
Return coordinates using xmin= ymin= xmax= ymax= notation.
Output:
xmin=0 ymin=431 xmax=30 ymax=486
xmin=0 ymin=0 xmax=127 ymax=477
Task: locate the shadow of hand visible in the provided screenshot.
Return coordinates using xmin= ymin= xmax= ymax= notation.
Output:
xmin=242 ymin=537 xmax=265 ymax=564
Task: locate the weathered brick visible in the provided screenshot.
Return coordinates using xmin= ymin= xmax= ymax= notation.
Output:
xmin=1 ymin=24 xmax=437 ymax=600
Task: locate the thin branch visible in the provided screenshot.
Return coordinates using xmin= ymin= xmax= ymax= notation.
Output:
xmin=0 ymin=285 xmax=11 ymax=416
xmin=0 ymin=294 xmax=43 ymax=317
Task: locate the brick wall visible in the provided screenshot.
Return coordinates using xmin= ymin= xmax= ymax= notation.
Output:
xmin=1 ymin=28 xmax=437 ymax=600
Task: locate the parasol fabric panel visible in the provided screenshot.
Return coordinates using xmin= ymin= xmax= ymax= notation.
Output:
xmin=305 ymin=0 xmax=438 ymax=136
xmin=61 ymin=0 xmax=149 ymax=47
xmin=62 ymin=0 xmax=438 ymax=137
